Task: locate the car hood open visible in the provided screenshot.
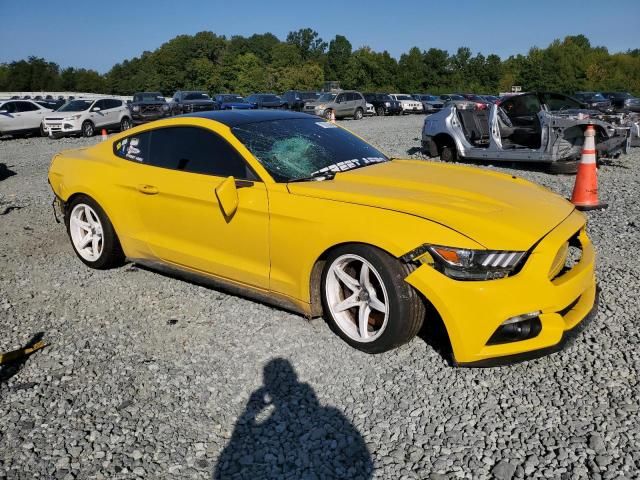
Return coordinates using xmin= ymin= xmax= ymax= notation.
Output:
xmin=286 ymin=160 xmax=575 ymax=251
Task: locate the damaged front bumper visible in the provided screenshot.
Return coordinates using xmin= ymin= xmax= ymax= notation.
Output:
xmin=403 ymin=210 xmax=597 ymax=365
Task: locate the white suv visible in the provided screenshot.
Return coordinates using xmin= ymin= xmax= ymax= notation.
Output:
xmin=43 ymin=98 xmax=132 ymax=137
xmin=0 ymin=100 xmax=52 ymax=137
xmin=389 ymin=94 xmax=424 ymax=114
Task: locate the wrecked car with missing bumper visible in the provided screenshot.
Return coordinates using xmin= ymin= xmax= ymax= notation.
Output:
xmin=422 ymin=92 xmax=637 ymax=173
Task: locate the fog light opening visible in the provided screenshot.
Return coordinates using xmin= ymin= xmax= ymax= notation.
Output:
xmin=487 ymin=311 xmax=542 ymax=345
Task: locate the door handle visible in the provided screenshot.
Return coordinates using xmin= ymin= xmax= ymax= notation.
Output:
xmin=137 ymin=184 xmax=159 ymax=195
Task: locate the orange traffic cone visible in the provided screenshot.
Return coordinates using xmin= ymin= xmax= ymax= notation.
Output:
xmin=101 ymin=129 xmax=108 ymax=141
xmin=330 ymin=110 xmax=336 ymax=123
xmin=570 ymin=124 xmax=607 ymax=211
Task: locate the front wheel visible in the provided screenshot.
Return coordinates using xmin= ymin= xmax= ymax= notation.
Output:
xmin=353 ymin=108 xmax=364 ymax=120
xmin=65 ymin=195 xmax=125 ymax=269
xmin=120 ymin=117 xmax=132 ymax=132
xmin=376 ymin=106 xmax=385 ymax=116
xmin=81 ymin=121 xmax=95 ymax=138
xmin=321 ymin=245 xmax=425 ymax=353
xmin=323 ymin=109 xmax=334 ymax=120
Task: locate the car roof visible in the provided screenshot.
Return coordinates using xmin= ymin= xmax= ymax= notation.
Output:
xmin=184 ymin=109 xmax=314 ymax=127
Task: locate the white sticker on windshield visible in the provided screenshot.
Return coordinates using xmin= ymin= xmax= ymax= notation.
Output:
xmin=316 ymin=122 xmax=337 ymax=128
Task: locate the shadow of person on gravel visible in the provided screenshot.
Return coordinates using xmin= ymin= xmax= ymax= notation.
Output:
xmin=0 ymin=332 xmax=45 ymax=386
xmin=213 ymin=358 xmax=373 ymax=480
xmin=0 ymin=163 xmax=17 ymax=181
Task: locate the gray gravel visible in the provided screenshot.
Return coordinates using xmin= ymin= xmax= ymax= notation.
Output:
xmin=1 ymin=115 xmax=639 ymax=479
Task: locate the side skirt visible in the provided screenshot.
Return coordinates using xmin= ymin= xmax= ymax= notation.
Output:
xmin=129 ymin=258 xmax=311 ymax=317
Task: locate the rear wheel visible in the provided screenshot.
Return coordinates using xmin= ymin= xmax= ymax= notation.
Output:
xmin=81 ymin=121 xmax=95 ymax=138
xmin=440 ymin=145 xmax=458 ymax=163
xmin=353 ymin=108 xmax=364 ymax=120
xmin=65 ymin=195 xmax=125 ymax=269
xmin=321 ymin=244 xmax=425 ymax=353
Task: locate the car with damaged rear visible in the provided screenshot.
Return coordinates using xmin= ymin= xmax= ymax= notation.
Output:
xmin=48 ymin=110 xmax=598 ymax=366
xmin=422 ymin=91 xmax=636 ymax=173
xmin=129 ymin=92 xmax=172 ymax=125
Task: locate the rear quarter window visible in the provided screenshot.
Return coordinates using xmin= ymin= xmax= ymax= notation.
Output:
xmin=113 ymin=131 xmax=151 ymax=163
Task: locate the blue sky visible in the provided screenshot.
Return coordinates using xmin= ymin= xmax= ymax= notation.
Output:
xmin=1 ymin=0 xmax=639 ymax=73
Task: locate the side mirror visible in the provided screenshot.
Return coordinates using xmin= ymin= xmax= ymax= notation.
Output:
xmin=215 ymin=176 xmax=239 ymax=219
xmin=92 ymin=107 xmax=101 ymax=112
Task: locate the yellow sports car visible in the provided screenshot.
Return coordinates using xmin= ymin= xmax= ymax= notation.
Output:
xmin=48 ymin=110 xmax=598 ymax=366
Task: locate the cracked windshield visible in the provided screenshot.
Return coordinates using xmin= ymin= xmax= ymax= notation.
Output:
xmin=232 ymin=118 xmax=388 ymax=182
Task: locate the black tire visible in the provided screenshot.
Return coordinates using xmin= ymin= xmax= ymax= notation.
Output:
xmin=440 ymin=145 xmax=458 ymax=163
xmin=353 ymin=108 xmax=364 ymax=120
xmin=321 ymin=244 xmax=425 ymax=354
xmin=65 ymin=195 xmax=125 ymax=269
xmin=81 ymin=121 xmax=95 ymax=138
xmin=548 ymin=160 xmax=578 ymax=174
xmin=120 ymin=117 xmax=132 ymax=132
xmin=376 ymin=106 xmax=385 ymax=117
xmin=39 ymin=124 xmax=47 ymax=137
xmin=323 ymin=109 xmax=334 ymax=120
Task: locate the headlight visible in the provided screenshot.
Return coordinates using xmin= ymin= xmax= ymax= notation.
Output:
xmin=402 ymin=245 xmax=526 ymax=281
xmin=162 ymin=104 xmax=170 ymax=111
xmin=65 ymin=114 xmax=81 ymax=120
xmin=132 ymin=105 xmax=140 ymax=112
xmin=385 ymin=102 xmax=390 ymax=106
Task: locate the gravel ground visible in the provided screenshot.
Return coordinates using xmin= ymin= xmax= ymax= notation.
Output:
xmin=1 ymin=115 xmax=639 ymax=480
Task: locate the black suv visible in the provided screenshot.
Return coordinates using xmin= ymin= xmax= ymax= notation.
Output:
xmin=281 ymin=91 xmax=320 ymax=111
xmin=572 ymin=92 xmax=613 ymax=113
xmin=129 ymin=92 xmax=172 ymax=125
xmin=170 ymin=91 xmax=218 ymax=115
xmin=363 ymin=93 xmax=402 ymax=116
xmin=601 ymin=92 xmax=640 ymax=112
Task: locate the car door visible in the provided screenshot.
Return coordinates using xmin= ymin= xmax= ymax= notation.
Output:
xmin=104 ymin=99 xmax=121 ymax=126
xmin=0 ymin=102 xmax=22 ymax=132
xmin=88 ymin=99 xmax=109 ymax=128
xmin=116 ymin=125 xmax=270 ymax=289
xmin=335 ymin=93 xmax=348 ymax=117
xmin=16 ymin=101 xmax=46 ymax=130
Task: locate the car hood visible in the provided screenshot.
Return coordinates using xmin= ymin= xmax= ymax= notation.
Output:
xmin=222 ymin=102 xmax=253 ymax=108
xmin=182 ymin=99 xmax=215 ymax=105
xmin=287 ymin=160 xmax=574 ymax=251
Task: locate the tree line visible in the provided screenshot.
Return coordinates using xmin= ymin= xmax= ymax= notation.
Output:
xmin=1 ymin=30 xmax=638 ymax=96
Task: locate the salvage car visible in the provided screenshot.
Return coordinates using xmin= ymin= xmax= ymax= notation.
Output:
xmin=129 ymin=92 xmax=172 ymax=125
xmin=48 ymin=110 xmax=598 ymax=365
xmin=170 ymin=91 xmax=218 ymax=115
xmin=214 ymin=94 xmax=256 ymax=110
xmin=303 ymin=91 xmax=367 ymax=120
xmin=601 ymin=92 xmax=640 ymax=113
xmin=422 ymin=92 xmax=634 ymax=173
xmin=363 ymin=93 xmax=402 ymax=116
xmin=412 ymin=94 xmax=444 ymax=114
xmin=281 ymin=91 xmax=320 ymax=111
xmin=389 ymin=94 xmax=423 ymax=114
xmin=245 ymin=94 xmax=287 ymax=109
xmin=0 ymin=99 xmax=52 ymax=137
xmin=572 ymin=92 xmax=613 ymax=113
xmin=43 ymin=98 xmax=132 ymax=138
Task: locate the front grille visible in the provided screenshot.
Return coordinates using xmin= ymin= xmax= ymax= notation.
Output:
xmin=141 ymin=105 xmax=162 ymax=114
xmin=550 ymin=231 xmax=583 ymax=280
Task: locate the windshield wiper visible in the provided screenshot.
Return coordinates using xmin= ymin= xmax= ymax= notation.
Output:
xmin=288 ymin=170 xmax=336 ymax=183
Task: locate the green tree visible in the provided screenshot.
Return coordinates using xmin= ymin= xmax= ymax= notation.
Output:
xmin=286 ymin=28 xmax=327 ymax=61
xmin=325 ymin=35 xmax=352 ymax=81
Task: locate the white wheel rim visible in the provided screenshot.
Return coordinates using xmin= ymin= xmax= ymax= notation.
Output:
xmin=69 ymin=204 xmax=103 ymax=261
xmin=326 ymin=254 xmax=389 ymax=343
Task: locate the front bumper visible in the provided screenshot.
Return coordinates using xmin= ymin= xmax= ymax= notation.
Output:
xmin=42 ymin=119 xmax=82 ymax=137
xmin=131 ymin=112 xmax=171 ymax=124
xmin=405 ymin=210 xmax=598 ymax=365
